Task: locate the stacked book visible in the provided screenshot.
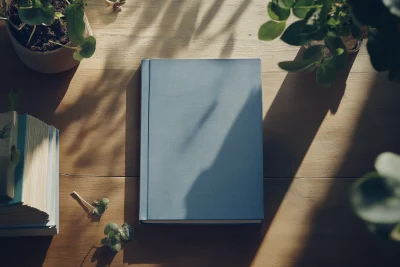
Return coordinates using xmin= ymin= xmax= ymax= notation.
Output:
xmin=0 ymin=111 xmax=59 ymax=236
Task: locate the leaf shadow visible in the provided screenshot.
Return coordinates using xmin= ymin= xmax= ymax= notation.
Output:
xmin=91 ymin=245 xmax=118 ymax=267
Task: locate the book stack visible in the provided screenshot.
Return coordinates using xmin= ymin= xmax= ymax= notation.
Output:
xmin=0 ymin=111 xmax=59 ymax=236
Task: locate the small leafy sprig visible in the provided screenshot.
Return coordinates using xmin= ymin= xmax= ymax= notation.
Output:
xmin=92 ymin=197 xmax=109 ymax=216
xmin=101 ymin=222 xmax=133 ymax=252
xmin=71 ymin=191 xmax=109 ymax=216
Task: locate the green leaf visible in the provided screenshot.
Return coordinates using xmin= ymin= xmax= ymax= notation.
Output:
xmin=279 ymin=60 xmax=319 ymax=72
xmin=351 ymin=172 xmax=400 ymax=224
xmin=303 ymin=45 xmax=325 ymax=61
xmin=108 ymin=242 xmax=121 ymax=252
xmin=280 ymin=20 xmax=316 ymax=45
xmin=54 ymin=12 xmax=64 ymax=20
xmin=292 ymin=0 xmax=315 ymax=19
xmin=101 ymin=237 xmax=110 ymax=246
xmin=73 ymin=51 xmax=84 ymax=61
xmin=268 ymin=1 xmax=290 ymax=21
xmin=324 ymin=37 xmax=347 ymax=70
xmin=18 ymin=0 xmax=56 ymax=26
xmin=390 ymin=223 xmax=400 ymax=241
xmin=278 ymin=45 xmax=324 ymax=72
xmin=278 ymin=0 xmax=294 ymax=9
xmin=65 ymin=0 xmax=85 ymax=45
xmin=73 ymin=36 xmax=96 ymax=61
xmin=382 ymin=0 xmax=400 ymax=18
xmin=327 ymin=17 xmax=340 ymax=26
xmin=316 ymin=58 xmax=337 ymax=86
xmin=118 ymin=223 xmax=134 ymax=241
xmin=312 ymin=26 xmax=328 ymax=40
xmin=92 ymin=197 xmax=108 ymax=215
xmin=77 ymin=36 xmax=96 ymax=58
xmin=104 ymin=223 xmax=119 ymax=235
xmin=375 ymin=152 xmax=400 ymax=180
xmin=93 ymin=206 xmax=105 ymax=216
xmin=258 ymin=21 xmax=286 ymax=41
xmin=93 ymin=198 xmax=109 ymax=208
xmin=110 ymin=232 xmax=121 ymax=245
xmin=100 ymin=198 xmax=109 ymax=206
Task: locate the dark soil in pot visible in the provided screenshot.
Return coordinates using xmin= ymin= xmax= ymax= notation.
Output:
xmin=8 ymin=0 xmax=69 ymax=52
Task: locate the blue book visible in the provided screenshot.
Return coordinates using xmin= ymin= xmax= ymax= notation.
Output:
xmin=140 ymin=59 xmax=264 ymax=224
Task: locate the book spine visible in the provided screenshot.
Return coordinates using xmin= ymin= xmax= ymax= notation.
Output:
xmin=46 ymin=126 xmax=54 ymax=215
xmin=55 ymin=129 xmax=59 ymax=234
xmin=139 ymin=59 xmax=150 ymax=221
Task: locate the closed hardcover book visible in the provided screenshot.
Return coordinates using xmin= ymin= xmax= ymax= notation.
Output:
xmin=140 ymin=59 xmax=264 ymax=224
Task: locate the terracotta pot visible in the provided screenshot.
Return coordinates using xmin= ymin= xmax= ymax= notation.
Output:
xmin=6 ymin=14 xmax=93 ymax=74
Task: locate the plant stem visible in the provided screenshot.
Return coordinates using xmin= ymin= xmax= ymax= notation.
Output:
xmin=49 ymin=41 xmax=78 ymax=50
xmin=72 ymin=191 xmax=95 ymax=209
xmin=27 ymin=25 xmax=36 ymax=45
xmin=66 ymin=0 xmax=71 ymax=4
xmin=294 ymin=5 xmax=323 ymax=9
xmin=1 ymin=17 xmax=26 ymax=31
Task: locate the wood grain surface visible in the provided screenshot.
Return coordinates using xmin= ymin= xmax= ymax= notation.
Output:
xmin=0 ymin=0 xmax=400 ymax=266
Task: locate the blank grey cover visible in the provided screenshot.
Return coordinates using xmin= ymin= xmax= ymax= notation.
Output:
xmin=140 ymin=59 xmax=264 ymax=222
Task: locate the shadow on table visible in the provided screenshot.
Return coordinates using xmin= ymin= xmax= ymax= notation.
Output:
xmin=0 ymin=25 xmax=76 ymax=117
xmin=0 ymin=236 xmax=52 ymax=266
xmin=89 ymin=245 xmax=117 ymax=267
xmin=120 ymin=49 xmax=356 ymax=266
xmin=125 ymin=0 xmax=252 ymax=59
xmin=290 ymin=72 xmax=400 ymax=267
xmin=1 ymin=0 xmax=252 ymax=178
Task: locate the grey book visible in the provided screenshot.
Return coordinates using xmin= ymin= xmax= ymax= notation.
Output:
xmin=140 ymin=59 xmax=264 ymax=224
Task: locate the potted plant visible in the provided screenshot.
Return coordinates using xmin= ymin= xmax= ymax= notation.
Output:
xmin=0 ymin=0 xmax=96 ymax=73
xmin=258 ymin=0 xmax=400 ymax=86
xmin=348 ymin=0 xmax=400 ymax=81
xmin=351 ymin=152 xmax=400 ymax=241
xmin=258 ymin=0 xmax=365 ymax=86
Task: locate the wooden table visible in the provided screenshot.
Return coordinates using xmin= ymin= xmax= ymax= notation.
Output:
xmin=1 ymin=0 xmax=400 ymax=266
